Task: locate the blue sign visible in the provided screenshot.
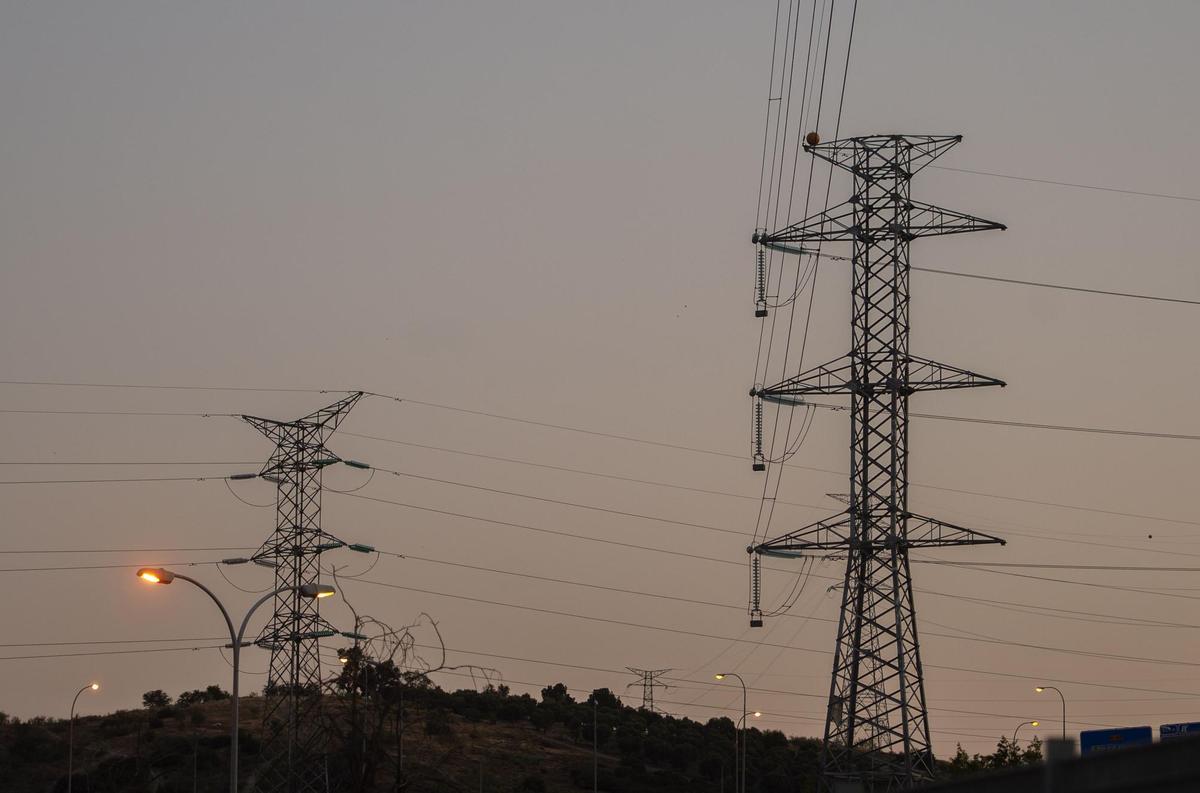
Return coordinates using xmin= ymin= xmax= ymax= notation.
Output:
xmin=1160 ymin=722 xmax=1200 ymax=740
xmin=1080 ymin=726 xmax=1153 ymax=755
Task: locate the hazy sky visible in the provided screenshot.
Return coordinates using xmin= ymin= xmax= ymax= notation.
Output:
xmin=3 ymin=1 xmax=1200 ymax=757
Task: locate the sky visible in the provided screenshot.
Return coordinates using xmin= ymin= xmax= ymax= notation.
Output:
xmin=2 ymin=0 xmax=1200 ymax=758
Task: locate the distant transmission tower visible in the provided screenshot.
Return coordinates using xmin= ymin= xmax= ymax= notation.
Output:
xmin=626 ymin=667 xmax=672 ymax=713
xmin=748 ymin=135 xmax=1006 ymax=791
xmin=242 ymin=392 xmax=363 ymax=792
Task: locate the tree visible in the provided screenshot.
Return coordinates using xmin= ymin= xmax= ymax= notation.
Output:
xmin=540 ymin=683 xmax=574 ymax=705
xmin=142 ymin=690 xmax=170 ymax=709
xmin=588 ymin=688 xmax=621 ymax=709
xmin=1021 ymin=736 xmax=1043 ymax=765
xmin=945 ymin=736 xmax=1043 ymax=777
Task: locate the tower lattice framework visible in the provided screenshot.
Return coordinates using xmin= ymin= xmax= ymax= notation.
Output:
xmin=626 ymin=667 xmax=671 ymax=713
xmin=242 ymin=392 xmax=362 ymax=793
xmin=749 ymin=135 xmax=1006 ymax=791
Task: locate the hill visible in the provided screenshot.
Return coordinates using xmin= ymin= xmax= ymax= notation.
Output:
xmin=0 ymin=681 xmax=823 ymax=792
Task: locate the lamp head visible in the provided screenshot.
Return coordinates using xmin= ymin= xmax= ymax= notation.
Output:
xmin=137 ymin=568 xmax=174 ymax=584
xmin=714 ymin=674 xmax=726 ymax=681
xmin=90 ymin=683 xmax=100 ymax=691
xmin=1035 ymin=687 xmax=1045 ymax=693
xmin=338 ymin=655 xmax=350 ymax=665
xmin=753 ymin=711 xmax=762 ymax=718
xmin=299 ymin=583 xmax=336 ymax=599
xmin=1031 ymin=721 xmax=1040 ymax=727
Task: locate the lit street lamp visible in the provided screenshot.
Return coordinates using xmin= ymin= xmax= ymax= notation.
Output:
xmin=1013 ymin=720 xmax=1040 ymax=745
xmin=68 ymin=681 xmax=100 ymax=793
xmin=715 ymin=673 xmax=749 ymax=793
xmin=1035 ymin=686 xmax=1067 ymax=740
xmin=738 ymin=710 xmax=762 ymax=788
xmin=136 ymin=567 xmax=334 ymax=793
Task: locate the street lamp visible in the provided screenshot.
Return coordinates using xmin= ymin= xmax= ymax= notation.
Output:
xmin=136 ymin=567 xmax=335 ymax=793
xmin=1035 ymin=686 xmax=1067 ymax=740
xmin=1013 ymin=720 xmax=1040 ymax=744
xmin=715 ymin=673 xmax=748 ymax=793
xmin=737 ymin=711 xmax=761 ymax=788
xmin=67 ymin=681 xmax=100 ymax=793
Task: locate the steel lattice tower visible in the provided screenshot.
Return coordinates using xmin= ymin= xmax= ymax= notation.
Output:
xmin=626 ymin=667 xmax=671 ymax=713
xmin=242 ymin=392 xmax=362 ymax=793
xmin=748 ymin=136 xmax=1006 ymax=792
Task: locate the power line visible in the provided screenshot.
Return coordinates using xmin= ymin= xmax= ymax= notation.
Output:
xmin=799 ymin=399 xmax=1200 ymax=442
xmin=338 ymin=490 xmax=1200 ymax=607
xmin=931 ymin=562 xmax=1200 ymax=603
xmin=340 ymin=431 xmax=828 ymax=512
xmin=368 ymin=465 xmax=749 ymax=538
xmin=789 ymin=243 xmax=1200 ymax=307
xmin=912 ymin=266 xmax=1200 ymax=307
xmin=375 ymin=396 xmax=1200 ymax=521
xmin=0 ymin=637 xmax=224 ymax=648
xmin=0 ymin=644 xmax=224 ymax=661
xmin=0 ymin=409 xmax=232 ymax=417
xmin=0 ymin=475 xmax=225 ymax=484
xmin=0 ymin=547 xmax=252 ymax=554
xmin=345 ymin=429 xmax=1200 ymax=538
xmin=916 ymin=560 xmax=1200 ymax=573
xmin=5 ymin=377 xmax=1197 ymax=526
xmin=344 ymin=574 xmax=1200 ymax=701
xmin=335 ymin=490 xmax=750 ymax=567
xmin=381 ymin=553 xmax=1200 ymax=670
xmin=0 ymin=380 xmax=334 ymax=394
xmin=930 ymin=164 xmax=1200 ymax=204
xmin=6 ymin=540 xmax=1193 ymax=631
xmin=4 ymin=377 xmax=1196 ymax=522
xmin=0 ymin=460 xmax=257 ymax=466
xmin=0 ymin=559 xmax=231 ymax=572
xmin=911 ymin=411 xmax=1200 ymax=441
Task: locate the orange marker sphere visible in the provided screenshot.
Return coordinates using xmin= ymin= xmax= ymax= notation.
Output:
xmin=805 ymin=131 xmax=821 ymax=146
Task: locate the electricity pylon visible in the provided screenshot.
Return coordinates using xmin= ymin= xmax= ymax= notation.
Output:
xmin=242 ymin=392 xmax=362 ymax=792
xmin=748 ymin=135 xmax=1006 ymax=791
xmin=626 ymin=667 xmax=672 ymax=713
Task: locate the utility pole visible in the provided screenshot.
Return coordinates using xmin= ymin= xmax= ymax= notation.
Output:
xmin=241 ymin=392 xmax=363 ymax=793
xmin=625 ymin=667 xmax=671 ymax=713
xmin=748 ymin=135 xmax=1007 ymax=790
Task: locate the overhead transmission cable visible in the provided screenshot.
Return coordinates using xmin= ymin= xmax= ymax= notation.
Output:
xmin=930 ymin=164 xmax=1200 ymax=204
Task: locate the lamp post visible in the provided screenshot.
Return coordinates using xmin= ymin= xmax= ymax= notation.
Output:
xmin=715 ymin=673 xmax=748 ymax=793
xmin=67 ymin=681 xmax=99 ymax=793
xmin=1013 ymin=720 xmax=1040 ymax=745
xmin=737 ymin=711 xmax=761 ymax=790
xmin=136 ymin=567 xmax=334 ymax=793
xmin=1035 ymin=686 xmax=1067 ymax=740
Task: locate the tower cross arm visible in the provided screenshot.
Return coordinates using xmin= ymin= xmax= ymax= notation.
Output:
xmin=754 ymin=352 xmax=1004 ymax=400
xmin=753 ymin=513 xmax=853 ymax=555
xmin=803 ymin=134 xmax=964 ymax=176
xmin=904 ymin=513 xmax=1006 ymax=548
xmin=755 ymin=354 xmax=857 ymax=398
xmin=903 ymin=354 xmax=1005 ymax=392
xmin=755 ymin=201 xmax=860 ymax=245
xmin=904 ymin=199 xmax=1006 ymax=238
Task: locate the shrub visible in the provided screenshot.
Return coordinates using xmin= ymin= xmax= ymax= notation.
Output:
xmin=142 ymin=690 xmax=171 ymax=709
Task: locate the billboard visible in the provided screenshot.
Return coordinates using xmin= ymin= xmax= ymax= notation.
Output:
xmin=1080 ymin=726 xmax=1153 ymax=755
xmin=1160 ymin=722 xmax=1200 ymax=740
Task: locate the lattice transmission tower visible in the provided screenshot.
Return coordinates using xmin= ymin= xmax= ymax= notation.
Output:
xmin=626 ymin=667 xmax=672 ymax=713
xmin=241 ymin=392 xmax=363 ymax=792
xmin=747 ymin=135 xmax=1007 ymax=791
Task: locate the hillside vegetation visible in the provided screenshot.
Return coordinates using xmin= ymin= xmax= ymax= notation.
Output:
xmin=0 ymin=678 xmax=1036 ymax=792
